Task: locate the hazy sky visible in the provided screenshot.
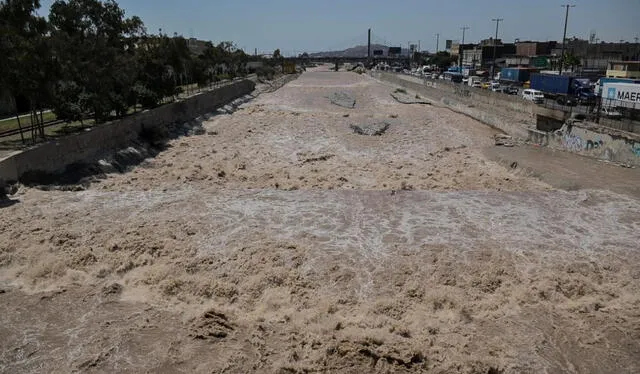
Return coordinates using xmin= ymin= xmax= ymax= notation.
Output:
xmin=38 ymin=0 xmax=640 ymax=56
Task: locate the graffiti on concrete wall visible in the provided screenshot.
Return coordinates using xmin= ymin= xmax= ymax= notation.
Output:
xmin=425 ymin=80 xmax=438 ymax=89
xmin=562 ymin=134 xmax=604 ymax=152
xmin=562 ymin=134 xmax=584 ymax=152
xmin=585 ymin=139 xmax=604 ymax=150
xmin=632 ymin=142 xmax=640 ymax=157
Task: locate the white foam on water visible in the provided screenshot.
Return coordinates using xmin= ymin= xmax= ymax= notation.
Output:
xmin=37 ymin=187 xmax=639 ymax=298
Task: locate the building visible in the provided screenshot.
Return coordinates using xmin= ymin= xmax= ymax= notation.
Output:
xmin=551 ymin=38 xmax=640 ymax=66
xmin=606 ymin=61 xmax=640 ymax=79
xmin=516 ymin=41 xmax=557 ymax=57
xmin=461 ymin=44 xmax=516 ymax=69
xmin=449 ymin=43 xmax=475 ymax=58
xmin=505 ymin=56 xmax=531 ymax=67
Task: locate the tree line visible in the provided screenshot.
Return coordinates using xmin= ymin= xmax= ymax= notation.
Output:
xmin=0 ymin=0 xmax=270 ymax=143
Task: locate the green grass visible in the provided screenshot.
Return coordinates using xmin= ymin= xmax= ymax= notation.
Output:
xmin=0 ymin=111 xmax=57 ymax=133
xmin=0 ymin=117 xmax=95 ymax=150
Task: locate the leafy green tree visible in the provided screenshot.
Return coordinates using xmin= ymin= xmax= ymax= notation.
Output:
xmin=48 ymin=0 xmax=144 ymax=123
xmin=0 ymin=0 xmax=50 ymax=142
xmin=427 ymin=51 xmax=456 ymax=70
xmin=561 ymin=53 xmax=581 ymax=72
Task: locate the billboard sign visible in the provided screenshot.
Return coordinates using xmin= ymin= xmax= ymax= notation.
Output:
xmin=388 ymin=47 xmax=401 ymax=56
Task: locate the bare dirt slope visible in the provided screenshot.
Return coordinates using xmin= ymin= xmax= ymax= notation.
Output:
xmin=1 ymin=69 xmax=639 ymax=373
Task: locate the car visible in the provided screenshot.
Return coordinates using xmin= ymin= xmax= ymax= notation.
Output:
xmin=502 ymin=86 xmax=519 ymax=95
xmin=489 ymin=82 xmax=501 ymax=92
xmin=462 ymin=78 xmax=469 ymax=85
xmin=556 ymin=96 xmax=577 ymax=106
xmin=480 ymin=82 xmax=491 ymax=89
xmin=600 ymin=107 xmax=623 ymax=119
xmin=522 ymin=89 xmax=544 ymax=104
xmin=471 ymin=81 xmax=482 ymax=88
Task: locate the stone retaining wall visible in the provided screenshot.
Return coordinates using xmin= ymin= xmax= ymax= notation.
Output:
xmin=0 ymin=79 xmax=255 ymax=181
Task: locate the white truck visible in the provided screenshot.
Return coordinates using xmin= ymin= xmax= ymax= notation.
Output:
xmin=468 ymin=76 xmax=482 ymax=87
xmin=601 ymin=81 xmax=640 ymax=109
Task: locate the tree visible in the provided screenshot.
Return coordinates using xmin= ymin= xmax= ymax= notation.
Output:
xmin=273 ymin=48 xmax=281 ymax=60
xmin=0 ymin=0 xmax=51 ymax=143
xmin=49 ymin=0 xmax=144 ymax=123
xmin=561 ymin=53 xmax=581 ymax=72
xmin=427 ymin=51 xmax=456 ymax=70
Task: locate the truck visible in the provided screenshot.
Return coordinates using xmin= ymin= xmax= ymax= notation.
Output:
xmin=500 ymin=68 xmax=536 ymax=84
xmin=595 ymin=77 xmax=640 ymax=96
xmin=601 ymin=82 xmax=640 ymax=109
xmin=529 ymin=74 xmax=595 ymax=105
xmin=468 ymin=76 xmax=482 ymax=87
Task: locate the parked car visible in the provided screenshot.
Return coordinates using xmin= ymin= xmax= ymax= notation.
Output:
xmin=556 ymin=96 xmax=577 ymax=106
xmin=502 ymin=86 xmax=519 ymax=95
xmin=471 ymin=81 xmax=482 ymax=88
xmin=481 ymin=82 xmax=491 ymax=89
xmin=489 ymin=82 xmax=501 ymax=92
xmin=600 ymin=107 xmax=623 ymax=119
xmin=522 ymin=89 xmax=544 ymax=104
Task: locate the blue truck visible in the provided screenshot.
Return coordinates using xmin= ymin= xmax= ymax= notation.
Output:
xmin=530 ymin=74 xmax=595 ymax=105
xmin=499 ymin=68 xmax=535 ymax=84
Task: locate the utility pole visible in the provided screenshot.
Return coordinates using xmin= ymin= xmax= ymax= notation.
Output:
xmin=436 ymin=33 xmax=440 ymax=53
xmin=558 ymin=4 xmax=575 ymax=76
xmin=367 ymin=28 xmax=371 ymax=62
xmin=491 ymin=18 xmax=503 ymax=80
xmin=459 ymin=26 xmax=469 ymax=69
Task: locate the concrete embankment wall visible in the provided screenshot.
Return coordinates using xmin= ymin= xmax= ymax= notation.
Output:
xmin=371 ymin=71 xmax=536 ymax=139
xmin=543 ymin=123 xmax=640 ymax=166
xmin=0 ymin=79 xmax=255 ymax=182
xmin=374 ymin=72 xmax=640 ymax=166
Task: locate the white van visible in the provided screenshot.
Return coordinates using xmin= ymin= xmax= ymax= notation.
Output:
xmin=522 ymin=89 xmax=544 ymax=104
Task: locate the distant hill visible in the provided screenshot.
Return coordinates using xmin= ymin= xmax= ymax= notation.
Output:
xmin=309 ymin=44 xmax=409 ymax=58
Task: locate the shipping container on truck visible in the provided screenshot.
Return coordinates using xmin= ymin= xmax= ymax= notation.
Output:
xmin=499 ymin=68 xmax=536 ymax=84
xmin=595 ymin=77 xmax=640 ymax=96
xmin=530 ymin=74 xmax=595 ymax=104
xmin=601 ymin=82 xmax=640 ymax=109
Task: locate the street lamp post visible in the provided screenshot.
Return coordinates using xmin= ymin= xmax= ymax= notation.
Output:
xmin=491 ymin=18 xmax=503 ymax=80
xmin=436 ymin=33 xmax=440 ymax=53
xmin=459 ymin=26 xmax=469 ymax=69
xmin=558 ymin=4 xmax=575 ymax=76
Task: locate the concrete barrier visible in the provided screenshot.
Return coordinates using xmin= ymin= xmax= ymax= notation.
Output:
xmin=548 ymin=122 xmax=640 ymax=166
xmin=0 ymin=79 xmax=255 ymax=182
xmin=373 ymin=72 xmax=640 ymax=166
xmin=371 ymin=72 xmax=535 ymax=139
